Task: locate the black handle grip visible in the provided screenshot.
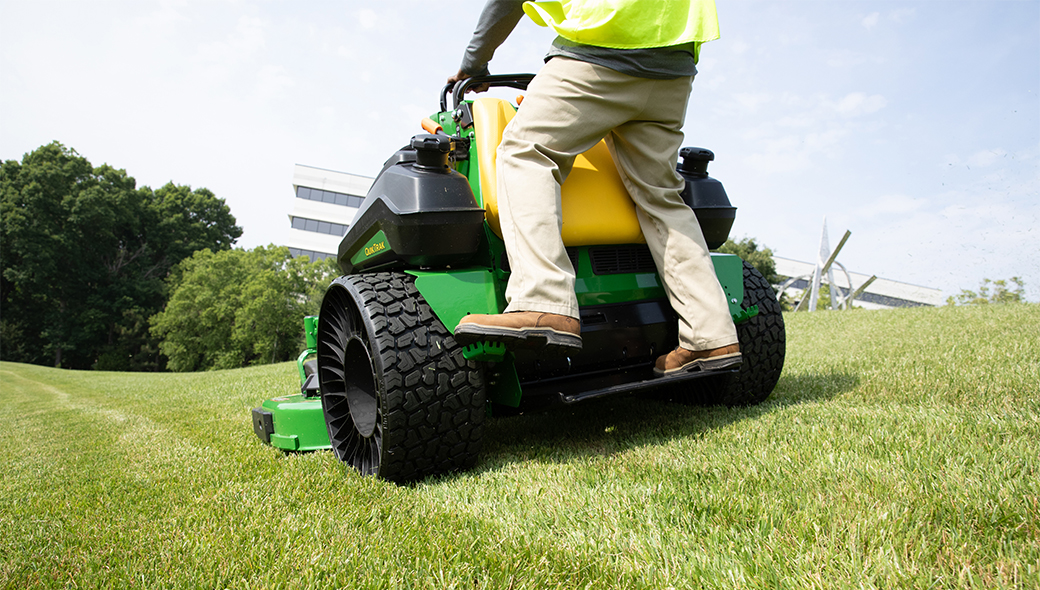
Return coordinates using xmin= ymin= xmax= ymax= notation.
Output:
xmin=440 ymin=74 xmax=536 ymax=112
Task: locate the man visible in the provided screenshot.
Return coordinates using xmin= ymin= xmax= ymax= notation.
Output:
xmin=450 ymin=0 xmax=741 ymax=376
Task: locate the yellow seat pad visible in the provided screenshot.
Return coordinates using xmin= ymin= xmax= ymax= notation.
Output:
xmin=471 ymin=97 xmax=645 ymax=247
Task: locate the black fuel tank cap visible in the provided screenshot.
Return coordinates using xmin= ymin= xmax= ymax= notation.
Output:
xmin=410 ymin=134 xmax=453 ymax=171
xmin=678 ymin=147 xmax=715 ymax=177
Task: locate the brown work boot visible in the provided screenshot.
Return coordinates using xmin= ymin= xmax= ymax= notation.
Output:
xmin=654 ymin=343 xmax=741 ymax=376
xmin=453 ymin=311 xmax=582 ymax=354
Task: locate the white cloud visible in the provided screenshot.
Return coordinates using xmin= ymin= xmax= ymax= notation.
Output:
xmin=825 ymin=50 xmax=877 ymax=68
xmin=775 ymin=115 xmax=813 ymax=128
xmin=803 ymin=127 xmax=849 ymax=151
xmin=744 ymin=147 xmax=813 ymax=175
xmin=738 ymin=125 xmax=849 ymax=174
xmin=724 ymin=88 xmax=894 ymax=179
xmin=889 ymin=8 xmax=917 ymax=25
xmin=855 ymin=194 xmax=930 ymax=217
xmin=357 ymin=9 xmax=378 ymax=29
xmin=196 ymin=16 xmax=266 ymax=65
xmin=832 ymin=92 xmax=887 ymax=117
xmin=942 ymin=148 xmax=1012 ymax=170
xmin=255 ymin=64 xmax=294 ymax=101
xmin=859 ymin=8 xmax=915 ymax=30
xmin=401 ymin=103 xmax=430 ymax=128
xmin=732 ymin=92 xmax=772 ymax=113
xmin=129 ymin=0 xmax=190 ymax=37
xmin=721 ymin=90 xmax=884 ymax=176
xmin=966 ymin=149 xmax=1007 ymax=168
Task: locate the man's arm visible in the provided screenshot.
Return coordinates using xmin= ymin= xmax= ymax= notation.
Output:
xmin=448 ymin=0 xmax=527 ymax=88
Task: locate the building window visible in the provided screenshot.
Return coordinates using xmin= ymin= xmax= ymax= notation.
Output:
xmin=296 ymin=186 xmax=364 ymax=208
xmin=291 ymin=216 xmax=350 ymax=237
xmin=289 ymin=247 xmax=336 ymax=262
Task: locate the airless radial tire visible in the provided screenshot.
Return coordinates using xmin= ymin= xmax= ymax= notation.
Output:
xmin=316 ymin=272 xmax=486 ymax=482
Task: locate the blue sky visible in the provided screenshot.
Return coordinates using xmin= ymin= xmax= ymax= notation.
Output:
xmin=2 ymin=0 xmax=1038 ymax=301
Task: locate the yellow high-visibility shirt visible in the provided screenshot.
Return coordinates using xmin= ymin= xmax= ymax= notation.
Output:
xmin=523 ymin=0 xmax=720 ymax=50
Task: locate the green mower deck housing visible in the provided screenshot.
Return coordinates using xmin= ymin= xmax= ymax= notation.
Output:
xmin=252 ymin=316 xmax=331 ymax=451
xmin=253 ymin=75 xmax=785 ymax=481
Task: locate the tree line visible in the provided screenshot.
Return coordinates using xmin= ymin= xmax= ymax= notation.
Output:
xmin=6 ymin=142 xmax=1023 ymax=373
xmin=1 ymin=142 xmax=334 ymax=371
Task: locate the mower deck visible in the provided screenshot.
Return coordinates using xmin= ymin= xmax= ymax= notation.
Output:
xmin=252 ymin=394 xmax=330 ymax=452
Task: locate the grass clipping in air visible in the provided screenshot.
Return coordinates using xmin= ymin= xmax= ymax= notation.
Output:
xmin=1 ymin=303 xmax=1038 ymax=589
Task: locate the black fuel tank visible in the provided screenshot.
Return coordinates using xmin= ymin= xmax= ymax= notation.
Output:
xmin=337 ymin=135 xmax=485 ymax=275
xmin=677 ymin=147 xmax=736 ymax=250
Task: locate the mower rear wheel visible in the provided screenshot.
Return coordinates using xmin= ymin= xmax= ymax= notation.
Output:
xmin=681 ymin=260 xmax=786 ymax=406
xmin=316 ymin=272 xmax=485 ymax=482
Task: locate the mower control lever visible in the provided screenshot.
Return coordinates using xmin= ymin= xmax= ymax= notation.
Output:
xmin=442 ymin=74 xmax=536 ymax=112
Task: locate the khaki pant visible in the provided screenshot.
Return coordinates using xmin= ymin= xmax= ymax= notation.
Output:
xmin=496 ymin=57 xmax=738 ymax=351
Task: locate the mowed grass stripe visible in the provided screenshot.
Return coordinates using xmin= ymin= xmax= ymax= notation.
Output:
xmin=0 ymin=366 xmax=642 ymax=588
xmin=0 ymin=368 xmax=194 ymax=586
xmin=0 ymin=302 xmax=1038 ymax=588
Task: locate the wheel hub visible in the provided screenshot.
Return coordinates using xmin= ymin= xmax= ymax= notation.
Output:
xmin=343 ymin=336 xmax=378 ymax=438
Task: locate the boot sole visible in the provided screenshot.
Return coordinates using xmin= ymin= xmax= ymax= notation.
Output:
xmin=653 ymin=352 xmax=742 ymax=377
xmin=453 ymin=324 xmax=582 ymax=355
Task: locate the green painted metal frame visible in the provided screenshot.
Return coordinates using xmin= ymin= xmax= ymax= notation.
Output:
xmin=406 ymin=250 xmax=747 ymax=409
xmin=296 ymin=315 xmax=319 ymax=384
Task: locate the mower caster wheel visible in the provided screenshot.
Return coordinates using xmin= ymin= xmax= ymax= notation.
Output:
xmin=316 ymin=272 xmax=486 ymax=483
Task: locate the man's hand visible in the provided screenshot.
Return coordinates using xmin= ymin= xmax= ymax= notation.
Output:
xmin=447 ymin=68 xmax=489 ymax=94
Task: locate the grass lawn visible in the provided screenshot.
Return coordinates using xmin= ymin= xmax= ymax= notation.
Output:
xmin=1 ymin=303 xmax=1038 ymax=589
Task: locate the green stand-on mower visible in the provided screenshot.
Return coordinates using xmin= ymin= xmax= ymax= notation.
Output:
xmin=252 ymin=75 xmax=785 ymax=482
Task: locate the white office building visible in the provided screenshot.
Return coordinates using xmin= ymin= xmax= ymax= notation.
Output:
xmin=287 ymin=164 xmax=374 ymax=261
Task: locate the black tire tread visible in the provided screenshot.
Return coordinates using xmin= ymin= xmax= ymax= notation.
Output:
xmin=319 ymin=272 xmax=485 ymax=482
xmin=722 ymin=260 xmax=786 ymax=405
xmin=673 ymin=260 xmax=786 ymax=406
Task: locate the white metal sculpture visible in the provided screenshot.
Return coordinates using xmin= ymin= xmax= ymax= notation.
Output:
xmin=787 ymin=218 xmax=876 ymax=311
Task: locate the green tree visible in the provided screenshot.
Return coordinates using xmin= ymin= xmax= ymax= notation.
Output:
xmin=1 ymin=142 xmax=241 ymax=369
xmin=715 ymin=236 xmax=799 ymax=311
xmin=716 ymin=236 xmax=779 ymax=285
xmin=151 ymin=246 xmax=336 ymax=371
xmin=947 ymin=277 xmax=1026 ymax=306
